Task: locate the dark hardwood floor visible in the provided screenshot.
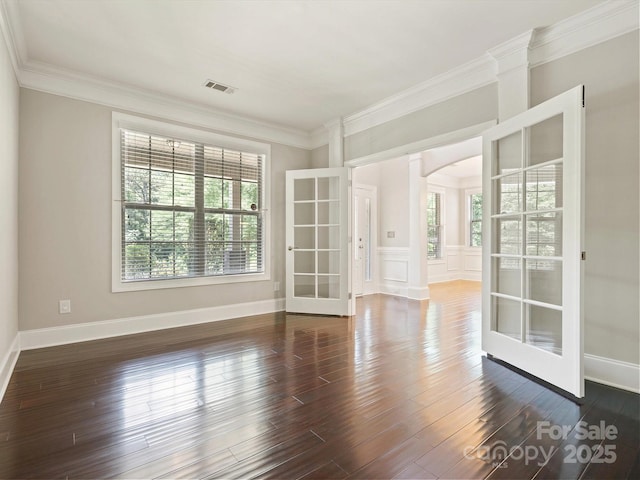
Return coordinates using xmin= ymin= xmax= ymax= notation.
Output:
xmin=0 ymin=281 xmax=638 ymax=479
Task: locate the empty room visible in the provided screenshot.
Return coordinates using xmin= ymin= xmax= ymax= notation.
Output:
xmin=0 ymin=1 xmax=638 ymax=479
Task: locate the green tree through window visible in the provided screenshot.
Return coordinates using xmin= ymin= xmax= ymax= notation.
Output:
xmin=470 ymin=193 xmax=482 ymax=247
xmin=121 ymin=130 xmax=263 ymax=281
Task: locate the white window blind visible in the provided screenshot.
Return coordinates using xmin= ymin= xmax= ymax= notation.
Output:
xmin=120 ymin=129 xmax=264 ymax=282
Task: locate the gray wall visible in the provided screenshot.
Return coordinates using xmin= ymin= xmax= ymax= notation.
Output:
xmin=531 ymin=30 xmax=639 ymax=365
xmin=344 ymin=83 xmax=498 ymax=161
xmin=311 ymin=144 xmax=329 ymax=168
xmin=0 ymin=27 xmax=19 ymax=363
xmin=18 ymin=89 xmax=310 ymax=331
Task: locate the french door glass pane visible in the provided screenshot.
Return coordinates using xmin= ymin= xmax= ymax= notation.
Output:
xmin=317 ymin=176 xmax=339 ymax=200
xmin=318 ymin=200 xmax=339 ymax=224
xmin=493 ymin=257 xmax=521 ymax=297
xmin=525 ymin=259 xmax=563 ymax=306
xmin=526 ymin=304 xmax=562 ymax=355
xmin=294 ymin=275 xmax=315 ymax=298
xmin=318 ymin=251 xmax=340 ymax=274
xmin=525 ymin=164 xmax=563 ymax=211
xmin=526 ymin=212 xmax=562 ymax=256
xmin=494 ymin=296 xmax=521 ymax=340
xmin=318 ymin=276 xmax=340 ymax=299
xmin=496 ymin=173 xmax=523 ymax=214
xmin=528 ymin=114 xmax=564 ymax=166
xmin=318 ymin=226 xmax=340 ymax=249
xmin=294 ymin=178 xmax=315 ymax=201
xmin=294 ymin=203 xmax=315 ymax=225
xmin=496 ymin=131 xmax=522 ymax=175
xmin=495 ymin=217 xmax=522 ymax=255
xmin=294 ymin=251 xmax=315 ymax=274
xmin=294 ymin=226 xmax=315 ymax=249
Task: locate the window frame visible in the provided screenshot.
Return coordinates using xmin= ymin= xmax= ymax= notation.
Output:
xmin=426 ymin=187 xmax=445 ymax=262
xmin=112 ymin=113 xmax=271 ymax=292
xmin=466 ymin=187 xmax=483 ymax=248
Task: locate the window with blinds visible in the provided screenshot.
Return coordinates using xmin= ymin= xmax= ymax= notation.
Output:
xmin=427 ymin=192 xmax=442 ymax=259
xmin=120 ymin=129 xmax=264 ymax=282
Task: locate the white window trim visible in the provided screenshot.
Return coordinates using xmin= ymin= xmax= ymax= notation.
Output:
xmin=465 ymin=187 xmax=483 ymax=249
xmin=427 ymin=185 xmax=445 ymax=264
xmin=111 ymin=112 xmax=271 ymax=292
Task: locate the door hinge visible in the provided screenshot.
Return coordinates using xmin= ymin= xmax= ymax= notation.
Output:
xmin=582 ymin=86 xmax=585 ymax=108
xmin=349 ymin=293 xmax=352 ymax=300
xmin=581 ymin=251 xmax=586 ymax=261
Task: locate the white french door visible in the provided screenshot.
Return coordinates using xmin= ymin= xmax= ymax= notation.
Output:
xmin=482 ymin=85 xmax=585 ymax=398
xmin=285 ymin=168 xmax=352 ymax=316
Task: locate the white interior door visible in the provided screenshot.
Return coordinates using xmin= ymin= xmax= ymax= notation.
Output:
xmin=354 ymin=185 xmax=377 ymax=296
xmin=286 ymin=168 xmax=352 ymax=316
xmin=482 ymin=85 xmax=585 ymax=398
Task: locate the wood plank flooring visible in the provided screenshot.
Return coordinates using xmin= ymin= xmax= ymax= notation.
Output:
xmin=0 ymin=281 xmax=638 ymax=479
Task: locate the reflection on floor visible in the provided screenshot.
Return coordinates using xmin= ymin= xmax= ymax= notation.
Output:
xmin=0 ymin=280 xmax=638 ymax=479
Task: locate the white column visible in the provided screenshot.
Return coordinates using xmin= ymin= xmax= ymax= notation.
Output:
xmin=488 ymin=30 xmax=536 ymax=121
xmin=407 ymin=154 xmax=429 ymax=300
xmin=324 ymin=118 xmax=344 ymax=167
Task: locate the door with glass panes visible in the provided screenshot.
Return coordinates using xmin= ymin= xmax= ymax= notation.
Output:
xmin=285 ymin=168 xmax=352 ymax=316
xmin=482 ymin=85 xmax=585 ymax=398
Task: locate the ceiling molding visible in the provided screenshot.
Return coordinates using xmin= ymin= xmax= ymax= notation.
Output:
xmin=343 ymin=0 xmax=637 ymax=139
xmin=0 ymin=1 xmax=312 ymax=150
xmin=1 ymin=0 xmax=637 ymax=150
xmin=309 ymin=127 xmax=328 ymax=150
xmin=530 ymin=0 xmax=639 ymax=68
xmin=17 ymin=61 xmax=313 ymax=149
xmin=488 ymin=30 xmax=536 ymax=75
xmin=343 ymin=54 xmax=497 ymax=138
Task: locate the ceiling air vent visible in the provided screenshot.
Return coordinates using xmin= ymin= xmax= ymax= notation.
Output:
xmin=203 ymin=79 xmax=236 ymax=94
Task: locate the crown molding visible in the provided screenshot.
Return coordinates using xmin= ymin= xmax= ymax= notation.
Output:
xmin=488 ymin=30 xmax=536 ymax=75
xmin=342 ymin=0 xmax=638 ymax=138
xmin=0 ymin=2 xmax=312 ymax=150
xmin=1 ymin=0 xmax=637 ymax=148
xmin=18 ymin=60 xmax=313 ymax=149
xmin=343 ymin=54 xmax=497 ymax=138
xmin=310 ymin=127 xmax=328 ymax=150
xmin=0 ymin=0 xmax=24 ymax=76
xmin=530 ymin=0 xmax=639 ymax=68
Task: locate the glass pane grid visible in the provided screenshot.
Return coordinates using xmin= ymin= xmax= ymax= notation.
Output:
xmin=490 ymin=117 xmax=565 ymax=354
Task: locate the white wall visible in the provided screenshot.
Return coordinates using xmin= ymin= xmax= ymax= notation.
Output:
xmin=427 ymin=173 xmax=482 ymax=283
xmin=18 ymin=89 xmax=310 ymax=332
xmin=0 ymin=29 xmax=20 ymax=394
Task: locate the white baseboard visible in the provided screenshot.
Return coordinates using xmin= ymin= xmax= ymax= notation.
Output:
xmin=378 ymin=283 xmax=409 ymax=298
xmin=20 ymin=298 xmax=286 ymax=350
xmin=407 ymin=286 xmax=430 ymax=301
xmin=0 ymin=333 xmax=20 ymax=402
xmin=584 ymin=354 xmax=639 ymax=394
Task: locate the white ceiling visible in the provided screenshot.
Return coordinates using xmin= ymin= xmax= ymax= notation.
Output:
xmin=8 ymin=0 xmax=605 ymax=132
xmin=439 ymin=155 xmax=483 ymax=179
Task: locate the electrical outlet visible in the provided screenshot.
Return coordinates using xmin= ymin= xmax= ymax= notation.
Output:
xmin=387 ymin=231 xmax=395 ymax=238
xmin=274 ymin=281 xmax=280 ymax=292
xmin=59 ymin=299 xmax=71 ymax=314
